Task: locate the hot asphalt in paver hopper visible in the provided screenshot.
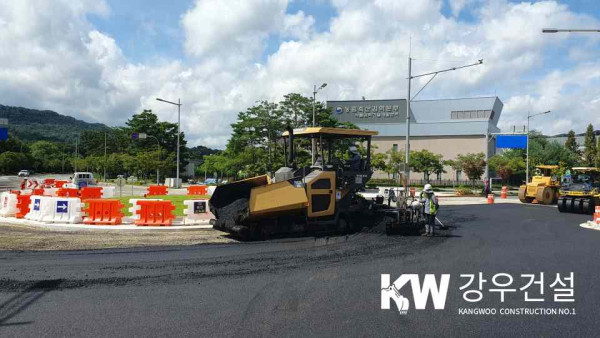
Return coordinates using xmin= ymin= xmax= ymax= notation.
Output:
xmin=518 ymin=165 xmax=560 ymax=205
xmin=557 ymin=167 xmax=600 ymax=214
xmin=209 ymin=127 xmax=425 ymax=240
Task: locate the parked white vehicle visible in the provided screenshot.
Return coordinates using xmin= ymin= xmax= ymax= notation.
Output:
xmin=72 ymin=172 xmax=96 ymax=188
xmin=17 ymin=170 xmax=30 ymax=177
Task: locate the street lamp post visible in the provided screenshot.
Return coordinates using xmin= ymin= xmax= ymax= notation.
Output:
xmin=405 ymin=58 xmax=483 ymax=191
xmin=526 ymin=110 xmax=551 ymax=184
xmin=543 ymin=28 xmax=600 ymax=33
xmin=147 ymin=135 xmax=161 ymax=185
xmin=312 ymin=83 xmax=327 ymax=164
xmin=156 ymin=97 xmax=182 ymax=188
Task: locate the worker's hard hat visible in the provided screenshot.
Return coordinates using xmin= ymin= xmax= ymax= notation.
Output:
xmin=349 ymin=146 xmax=358 ymax=153
xmin=424 ymin=184 xmax=433 ymax=193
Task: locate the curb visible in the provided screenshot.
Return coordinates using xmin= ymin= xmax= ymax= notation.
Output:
xmin=0 ymin=216 xmax=213 ymax=231
xmin=580 ymin=221 xmax=600 ymax=231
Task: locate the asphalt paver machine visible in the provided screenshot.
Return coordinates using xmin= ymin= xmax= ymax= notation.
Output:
xmin=209 ymin=127 xmax=426 ymax=240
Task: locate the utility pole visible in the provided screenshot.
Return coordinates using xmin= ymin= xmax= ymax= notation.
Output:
xmin=74 ymin=136 xmax=79 ymax=172
xmin=526 ymin=110 xmax=551 ymax=183
xmin=312 ymin=83 xmax=327 ymax=164
xmin=104 ymin=131 xmax=107 ymax=182
xmin=156 ymin=97 xmax=182 ymax=188
xmin=404 ymin=57 xmax=483 ymax=192
xmin=405 ymin=56 xmax=411 ymax=190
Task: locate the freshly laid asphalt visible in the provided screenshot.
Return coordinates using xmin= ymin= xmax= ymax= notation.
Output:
xmin=0 ymin=203 xmax=596 ymax=337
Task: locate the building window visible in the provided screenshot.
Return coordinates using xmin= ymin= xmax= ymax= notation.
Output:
xmin=437 ymin=172 xmax=442 ymax=180
xmin=392 ymin=144 xmax=398 ymax=152
xmin=456 ymin=170 xmax=462 ymax=181
xmin=451 ymin=110 xmax=493 ymax=120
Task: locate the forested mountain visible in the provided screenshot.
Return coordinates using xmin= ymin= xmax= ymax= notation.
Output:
xmin=0 ymin=105 xmax=109 ymax=142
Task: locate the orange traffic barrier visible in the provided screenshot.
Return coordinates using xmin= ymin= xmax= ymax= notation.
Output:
xmin=16 ymin=194 xmax=31 ymax=219
xmin=10 ymin=190 xmax=21 ymax=195
xmin=80 ymin=187 xmax=103 ymax=200
xmin=32 ymin=188 xmax=45 ymax=195
xmin=187 ymin=185 xmax=207 ymax=196
xmin=43 ymin=178 xmax=55 ymax=187
xmin=487 ymin=194 xmax=495 ymax=205
xmin=135 ymin=200 xmax=176 ymax=226
xmin=57 ymin=188 xmax=79 ymax=198
xmin=54 ymin=180 xmax=68 ymax=188
xmin=500 ymin=186 xmax=507 ymax=199
xmin=145 ymin=185 xmax=168 ymax=197
xmin=594 ymin=206 xmax=600 ymax=225
xmin=83 ymin=199 xmax=124 ymax=225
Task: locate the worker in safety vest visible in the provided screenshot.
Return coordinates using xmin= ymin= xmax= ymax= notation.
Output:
xmin=420 ymin=183 xmax=439 ymax=236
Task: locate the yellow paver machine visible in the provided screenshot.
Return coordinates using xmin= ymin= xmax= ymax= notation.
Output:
xmin=209 ymin=127 xmax=426 ymax=240
xmin=518 ymin=165 xmax=560 ymax=205
xmin=557 ymin=167 xmax=600 ymax=214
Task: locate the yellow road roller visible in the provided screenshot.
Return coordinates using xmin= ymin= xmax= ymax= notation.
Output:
xmin=518 ymin=165 xmax=560 ymax=205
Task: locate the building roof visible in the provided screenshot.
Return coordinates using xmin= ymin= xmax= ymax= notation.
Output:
xmin=326 ymin=97 xmax=503 ymax=137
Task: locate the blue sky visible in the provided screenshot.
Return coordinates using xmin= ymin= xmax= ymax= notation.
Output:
xmin=1 ymin=0 xmax=600 ymax=147
xmin=88 ymin=0 xmax=600 ymax=65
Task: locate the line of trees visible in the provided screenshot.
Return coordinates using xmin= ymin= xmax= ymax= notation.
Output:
xmin=489 ymin=124 xmax=600 ymax=185
xmin=199 ymin=93 xmax=357 ymax=180
xmin=0 ymin=110 xmax=192 ymax=180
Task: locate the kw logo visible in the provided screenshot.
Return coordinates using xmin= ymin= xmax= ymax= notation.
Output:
xmin=381 ymin=274 xmax=450 ymax=315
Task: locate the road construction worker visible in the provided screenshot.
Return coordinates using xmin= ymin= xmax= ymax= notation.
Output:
xmin=347 ymin=146 xmax=361 ymax=171
xmin=420 ymin=183 xmax=439 ymax=236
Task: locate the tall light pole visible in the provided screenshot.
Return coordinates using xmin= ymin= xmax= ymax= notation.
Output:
xmin=526 ymin=110 xmax=551 ymax=183
xmin=312 ymin=83 xmax=327 ymax=163
xmin=147 ymin=135 xmax=161 ymax=185
xmin=156 ymin=97 xmax=182 ymax=188
xmin=543 ymin=28 xmax=600 ymax=33
xmin=405 ymin=58 xmax=483 ymax=190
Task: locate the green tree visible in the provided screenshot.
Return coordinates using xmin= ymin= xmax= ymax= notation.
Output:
xmin=0 ymin=152 xmax=30 ymax=174
xmin=124 ymin=110 xmax=188 ymax=176
xmin=489 ymin=152 xmax=525 ymax=184
xmin=456 ymin=153 xmax=486 ymax=187
xmin=565 ymin=130 xmax=579 ymax=155
xmin=385 ymin=149 xmax=405 ymax=179
xmin=583 ymin=124 xmax=597 ymax=166
xmin=409 ymin=149 xmax=443 ymax=181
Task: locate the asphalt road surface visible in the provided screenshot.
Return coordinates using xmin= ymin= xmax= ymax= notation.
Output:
xmin=0 ymin=203 xmax=596 ymax=337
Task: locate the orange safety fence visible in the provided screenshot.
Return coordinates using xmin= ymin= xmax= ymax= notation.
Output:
xmin=57 ymin=188 xmax=79 ymax=198
xmin=16 ymin=194 xmax=31 ymax=219
xmin=80 ymin=187 xmax=103 ymax=200
xmin=32 ymin=188 xmax=45 ymax=196
xmin=43 ymin=178 xmax=55 ymax=187
xmin=145 ymin=185 xmax=168 ymax=197
xmin=83 ymin=199 xmax=124 ymax=225
xmin=135 ymin=200 xmax=176 ymax=226
xmin=187 ymin=185 xmax=207 ymax=196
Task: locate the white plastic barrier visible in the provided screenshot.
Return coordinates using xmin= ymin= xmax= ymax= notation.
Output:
xmin=0 ymin=192 xmax=19 ymax=217
xmin=206 ymin=186 xmax=216 ymax=196
xmin=128 ymin=199 xmax=161 ymax=220
xmin=102 ymin=186 xmax=115 ymax=198
xmin=25 ymin=196 xmax=82 ymax=223
xmin=40 ymin=197 xmax=83 ymax=223
xmin=43 ymin=188 xmax=58 ymax=197
xmin=183 ymin=199 xmax=214 ymax=224
xmin=25 ymin=196 xmax=48 ymax=222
